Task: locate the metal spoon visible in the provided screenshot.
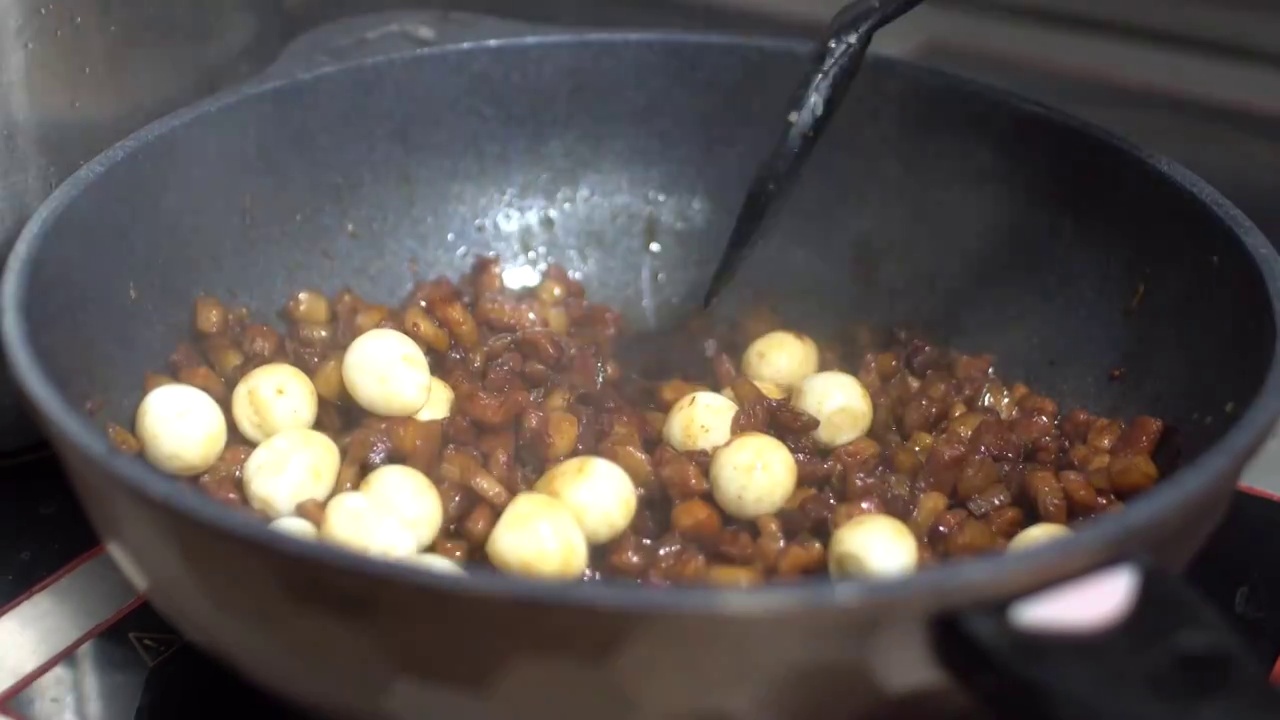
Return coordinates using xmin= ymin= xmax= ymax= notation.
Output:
xmin=702 ymin=0 xmax=929 ymax=307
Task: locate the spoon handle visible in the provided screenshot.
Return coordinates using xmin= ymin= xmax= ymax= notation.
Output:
xmin=702 ymin=0 xmax=928 ymax=307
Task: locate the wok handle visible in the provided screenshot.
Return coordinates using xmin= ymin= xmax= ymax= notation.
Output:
xmin=260 ymin=10 xmax=572 ymax=81
xmin=933 ymin=561 xmax=1280 ymax=720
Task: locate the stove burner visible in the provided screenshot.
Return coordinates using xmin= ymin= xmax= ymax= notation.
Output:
xmin=3 ymin=453 xmax=1279 ymax=719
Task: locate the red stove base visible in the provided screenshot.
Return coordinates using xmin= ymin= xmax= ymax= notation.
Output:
xmin=3 ymin=455 xmax=1280 ymax=719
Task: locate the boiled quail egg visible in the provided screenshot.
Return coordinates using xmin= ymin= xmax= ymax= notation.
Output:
xmin=341 ymin=328 xmax=432 ymax=417
xmin=720 ymin=380 xmax=788 ymax=403
xmin=534 ymin=455 xmax=637 ymax=544
xmin=406 ymin=553 xmax=467 ymax=576
xmin=1008 ymin=522 xmax=1073 ymax=552
xmin=485 ymin=492 xmax=589 ymax=580
xmin=242 ymin=428 xmax=340 ymax=518
xmin=828 ymin=513 xmax=919 ymax=579
xmin=320 ymin=490 xmax=418 ymax=558
xmin=662 ymin=391 xmax=738 ymax=453
xmin=791 ymin=371 xmax=874 ymax=448
xmin=267 ymin=515 xmax=319 ymax=541
xmin=134 ymin=382 xmax=228 ymax=476
xmin=741 ymin=330 xmax=820 ymax=390
xmin=413 ymin=376 xmax=455 ymax=422
xmin=709 ymin=432 xmax=798 ymax=520
xmin=230 ymin=362 xmax=319 ymax=443
xmin=360 ymin=464 xmax=444 ymax=550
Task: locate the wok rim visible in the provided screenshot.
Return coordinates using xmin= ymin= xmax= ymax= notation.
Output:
xmin=5 ymin=31 xmax=1280 ymax=616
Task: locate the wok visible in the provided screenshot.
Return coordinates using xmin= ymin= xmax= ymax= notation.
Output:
xmin=5 ymin=11 xmax=1280 ymax=720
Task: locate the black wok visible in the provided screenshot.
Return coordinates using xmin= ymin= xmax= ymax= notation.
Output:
xmin=4 ymin=14 xmax=1280 ymax=720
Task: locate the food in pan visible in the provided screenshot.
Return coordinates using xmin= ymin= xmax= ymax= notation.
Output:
xmin=105 ymin=258 xmax=1166 ymax=585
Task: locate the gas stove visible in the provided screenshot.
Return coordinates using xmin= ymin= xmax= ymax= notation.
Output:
xmin=0 ymin=452 xmax=304 ymax=719
xmin=3 ymin=447 xmax=1280 ymax=720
